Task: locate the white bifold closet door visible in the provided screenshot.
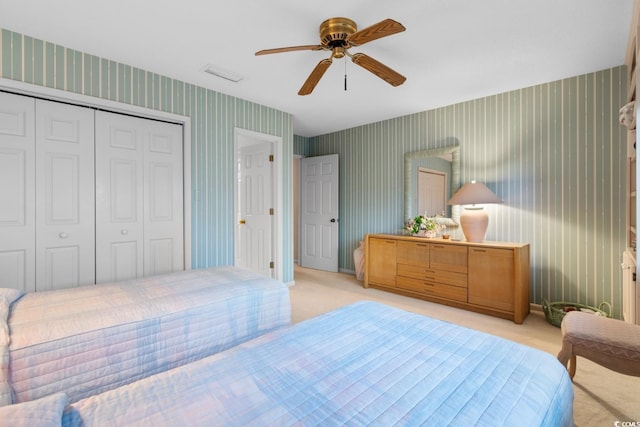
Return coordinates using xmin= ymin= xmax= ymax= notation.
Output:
xmin=95 ymin=110 xmax=184 ymax=283
xmin=0 ymin=93 xmax=95 ymax=292
xmin=36 ymin=99 xmax=95 ymax=290
xmin=0 ymin=92 xmax=36 ymax=291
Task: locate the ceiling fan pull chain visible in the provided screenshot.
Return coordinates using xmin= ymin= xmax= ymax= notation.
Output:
xmin=344 ymin=57 xmax=348 ymax=91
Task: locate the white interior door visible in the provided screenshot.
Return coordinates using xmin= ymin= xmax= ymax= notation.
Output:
xmin=0 ymin=92 xmax=35 ymax=292
xmin=95 ymin=111 xmax=184 ymax=283
xmin=418 ymin=168 xmax=446 ymax=216
xmin=300 ymin=154 xmax=339 ymax=272
xmin=35 ymin=99 xmax=95 ymax=291
xmin=235 ymin=139 xmax=274 ymax=278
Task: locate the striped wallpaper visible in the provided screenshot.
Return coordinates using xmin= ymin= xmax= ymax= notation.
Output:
xmin=1 ymin=28 xmax=627 ymax=316
xmin=0 ymin=29 xmax=295 ymax=283
xmin=305 ymin=67 xmax=628 ymax=317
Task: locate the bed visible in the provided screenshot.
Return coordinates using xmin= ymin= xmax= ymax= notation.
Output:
xmin=57 ymin=301 xmax=573 ymax=427
xmin=0 ymin=266 xmax=291 ymax=406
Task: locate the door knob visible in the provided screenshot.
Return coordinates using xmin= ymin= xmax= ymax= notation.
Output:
xmin=330 ymin=218 xmax=338 ymax=223
xmin=239 ymin=219 xmax=246 ymax=225
xmin=121 ymin=229 xmax=129 ymax=235
xmin=59 ymin=232 xmax=69 ymax=239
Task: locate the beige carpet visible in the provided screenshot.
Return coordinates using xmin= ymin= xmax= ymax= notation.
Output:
xmin=289 ymin=265 xmax=640 ymax=427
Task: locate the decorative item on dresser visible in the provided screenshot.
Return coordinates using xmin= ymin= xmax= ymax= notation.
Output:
xmin=405 ymin=214 xmax=444 ymax=237
xmin=364 ymin=233 xmax=530 ymax=323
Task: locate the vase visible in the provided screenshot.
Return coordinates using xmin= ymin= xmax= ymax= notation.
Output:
xmin=353 ymin=241 xmax=365 ymax=281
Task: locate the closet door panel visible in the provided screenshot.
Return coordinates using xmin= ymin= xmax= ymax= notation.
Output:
xmin=0 ymin=92 xmax=35 ymax=292
xmin=95 ymin=111 xmax=144 ymax=283
xmin=35 ymin=100 xmax=95 ymax=291
xmin=144 ymin=121 xmax=184 ymax=276
xmin=148 ymin=238 xmax=174 ymax=276
xmin=44 ymin=246 xmax=80 ymax=290
xmin=109 ymin=241 xmax=139 ymax=281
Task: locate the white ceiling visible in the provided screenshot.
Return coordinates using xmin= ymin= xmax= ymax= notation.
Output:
xmin=1 ymin=0 xmax=634 ymax=137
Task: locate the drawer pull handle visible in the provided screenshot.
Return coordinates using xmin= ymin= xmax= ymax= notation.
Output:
xmin=416 ymin=243 xmax=427 ymax=247
xmin=472 ymin=249 xmax=487 ymax=253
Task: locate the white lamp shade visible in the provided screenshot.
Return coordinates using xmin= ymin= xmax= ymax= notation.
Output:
xmin=448 ymin=181 xmax=502 ymax=242
xmin=447 ymin=182 xmax=502 ymax=205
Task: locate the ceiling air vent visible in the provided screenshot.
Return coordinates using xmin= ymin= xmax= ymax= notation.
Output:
xmin=202 ymin=64 xmax=244 ymax=83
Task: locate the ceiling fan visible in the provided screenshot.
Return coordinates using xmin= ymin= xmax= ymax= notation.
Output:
xmin=255 ymin=17 xmax=407 ymax=95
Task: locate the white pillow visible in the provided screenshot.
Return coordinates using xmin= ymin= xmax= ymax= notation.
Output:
xmin=0 ymin=393 xmax=68 ymax=427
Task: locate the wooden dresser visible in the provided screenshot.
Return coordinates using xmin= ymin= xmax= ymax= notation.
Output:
xmin=364 ymin=234 xmax=530 ymax=323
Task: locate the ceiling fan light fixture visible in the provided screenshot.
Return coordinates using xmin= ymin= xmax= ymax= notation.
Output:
xmin=202 ymin=64 xmax=244 ymax=83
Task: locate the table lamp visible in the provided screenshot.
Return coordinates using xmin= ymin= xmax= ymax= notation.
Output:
xmin=447 ymin=181 xmax=502 ymax=242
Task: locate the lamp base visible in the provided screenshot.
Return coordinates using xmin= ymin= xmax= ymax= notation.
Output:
xmin=459 ymin=207 xmax=489 ymax=242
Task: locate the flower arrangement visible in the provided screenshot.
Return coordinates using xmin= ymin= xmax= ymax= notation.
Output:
xmin=405 ymin=214 xmax=444 ymax=237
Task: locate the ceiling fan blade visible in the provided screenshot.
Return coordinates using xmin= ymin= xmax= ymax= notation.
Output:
xmin=298 ymin=58 xmax=333 ymax=96
xmin=351 ymin=53 xmax=406 ymax=87
xmin=347 ymin=18 xmax=406 ymax=47
xmin=255 ymin=45 xmax=325 ymax=56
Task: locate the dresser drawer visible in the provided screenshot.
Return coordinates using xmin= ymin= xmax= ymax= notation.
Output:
xmin=423 ymin=281 xmax=467 ymax=302
xmin=397 ymin=264 xmax=436 ymax=280
xmin=432 ymin=270 xmax=468 ymax=288
xmin=396 ymin=276 xmax=467 ymax=302
xmin=398 ymin=264 xmax=467 ymax=288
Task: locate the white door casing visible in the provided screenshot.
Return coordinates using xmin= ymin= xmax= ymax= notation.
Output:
xmin=300 ymin=154 xmax=339 ymax=272
xmin=293 ymin=155 xmax=302 ymax=265
xmin=35 ymin=99 xmax=95 ymax=291
xmin=95 ymin=110 xmax=184 ymax=283
xmin=233 ymin=128 xmax=283 ymax=280
xmin=0 ymin=92 xmax=35 ymax=292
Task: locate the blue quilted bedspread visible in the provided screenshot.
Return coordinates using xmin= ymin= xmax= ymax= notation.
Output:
xmin=4 ymin=266 xmax=290 ymax=405
xmin=62 ymin=301 xmax=573 ymax=426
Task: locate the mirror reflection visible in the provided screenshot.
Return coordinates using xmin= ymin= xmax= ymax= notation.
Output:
xmin=404 ymin=140 xmax=461 ymax=224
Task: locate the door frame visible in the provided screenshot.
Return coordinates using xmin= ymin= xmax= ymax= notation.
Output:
xmin=0 ymin=78 xmax=192 ymax=269
xmin=293 ymin=154 xmax=303 ymax=265
xmin=233 ymin=128 xmax=283 ymax=281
